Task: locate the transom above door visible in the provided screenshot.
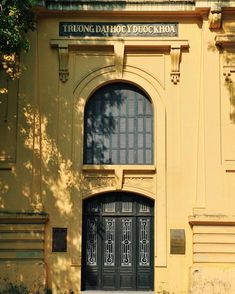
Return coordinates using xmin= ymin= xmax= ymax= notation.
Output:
xmin=81 ymin=192 xmax=154 ymax=291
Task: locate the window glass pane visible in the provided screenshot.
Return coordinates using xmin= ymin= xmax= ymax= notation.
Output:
xmin=111 ymin=134 xmax=118 ymax=148
xmin=120 ymin=118 xmax=126 ymax=133
xmin=138 ymin=149 xmax=144 ymax=163
xmin=95 ymin=134 xmax=102 ymax=147
xmin=146 ymin=134 xmax=152 ymax=148
xmin=112 ymin=149 xmax=118 ymax=163
xmin=138 ymin=118 xmax=144 ymax=132
xmin=146 ymin=101 xmax=152 ymax=115
xmin=128 ymin=149 xmax=134 ymax=164
xmin=120 ymin=150 xmax=126 ymax=164
xmin=103 ymin=149 xmax=110 ymax=163
xmin=146 ymin=117 xmax=152 ymax=132
xmin=138 ymin=134 xmax=144 ymax=148
xmin=128 ymin=118 xmax=134 ymax=132
xmin=120 ymin=134 xmax=126 ymax=148
xmin=145 ymin=150 xmax=152 ymax=164
xmin=129 ymin=98 xmax=135 ymax=115
xmin=128 ymin=134 xmax=134 ymax=148
xmin=120 ymin=100 xmax=126 ymax=113
xmin=110 ymin=103 xmax=119 ymax=116
xmin=86 ymin=149 xmax=93 ymax=164
xmin=86 ymin=134 xmax=93 ymax=148
xmin=103 ymin=137 xmax=110 ymax=149
xmin=138 ymin=98 xmax=144 ymax=114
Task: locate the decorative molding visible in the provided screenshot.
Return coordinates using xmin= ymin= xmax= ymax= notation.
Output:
xmin=215 ymin=34 xmax=235 ymax=48
xmin=123 ymin=176 xmax=154 ymax=193
xmin=51 ymin=39 xmax=189 ymax=84
xmin=58 ymin=46 xmax=69 ymax=82
xmin=170 ymin=47 xmax=181 ymax=84
xmin=83 ymin=176 xmax=116 ymax=191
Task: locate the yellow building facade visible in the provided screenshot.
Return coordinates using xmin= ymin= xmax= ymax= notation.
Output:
xmin=1 ymin=0 xmax=235 ymax=293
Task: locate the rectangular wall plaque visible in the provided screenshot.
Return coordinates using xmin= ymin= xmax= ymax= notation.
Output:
xmin=52 ymin=228 xmax=67 ymax=252
xmin=59 ymin=22 xmax=178 ymax=37
xmin=170 ymin=229 xmax=185 ymax=255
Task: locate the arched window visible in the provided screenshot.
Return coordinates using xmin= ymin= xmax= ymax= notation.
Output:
xmin=84 ymin=82 xmax=153 ymax=164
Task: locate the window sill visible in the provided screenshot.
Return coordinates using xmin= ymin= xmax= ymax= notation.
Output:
xmin=82 ymin=164 xmax=156 ymax=172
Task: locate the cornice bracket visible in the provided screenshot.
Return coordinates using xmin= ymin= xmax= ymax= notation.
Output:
xmin=114 ymin=42 xmax=125 ymax=78
xmin=209 ymin=11 xmax=222 ymax=30
xmin=58 ymin=46 xmax=69 ymax=83
xmin=170 ymin=46 xmax=181 ymax=84
xmin=208 ymin=2 xmax=222 ymax=30
xmin=115 ymin=168 xmax=124 ymax=190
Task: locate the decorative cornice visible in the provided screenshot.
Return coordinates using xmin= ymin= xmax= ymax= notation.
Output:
xmin=43 ymin=0 xmax=195 ymax=11
xmin=35 ymin=0 xmax=235 ymax=15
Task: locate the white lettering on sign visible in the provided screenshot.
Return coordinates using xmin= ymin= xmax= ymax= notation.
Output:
xmin=60 ymin=23 xmax=178 ymax=37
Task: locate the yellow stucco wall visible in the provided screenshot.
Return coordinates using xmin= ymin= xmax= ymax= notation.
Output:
xmin=0 ymin=2 xmax=235 ymax=293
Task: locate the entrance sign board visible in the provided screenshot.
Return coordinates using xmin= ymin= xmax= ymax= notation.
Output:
xmin=59 ymin=22 xmax=178 ymax=37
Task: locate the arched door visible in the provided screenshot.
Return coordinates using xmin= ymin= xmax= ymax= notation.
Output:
xmin=81 ymin=192 xmax=154 ymax=291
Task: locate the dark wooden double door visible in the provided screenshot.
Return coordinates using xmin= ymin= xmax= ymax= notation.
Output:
xmin=81 ymin=192 xmax=154 ymax=291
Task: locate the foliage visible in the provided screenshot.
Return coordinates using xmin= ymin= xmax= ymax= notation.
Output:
xmin=0 ymin=0 xmax=37 ymax=90
xmin=0 ymin=282 xmax=29 ymax=294
xmin=0 ymin=282 xmax=52 ymax=294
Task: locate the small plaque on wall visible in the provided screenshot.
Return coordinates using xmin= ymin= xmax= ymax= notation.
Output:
xmin=170 ymin=229 xmax=185 ymax=254
xmin=52 ymin=228 xmax=67 ymax=252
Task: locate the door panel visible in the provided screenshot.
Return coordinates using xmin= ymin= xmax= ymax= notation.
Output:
xmin=102 ymin=217 xmax=117 ymax=290
xmin=119 ymin=217 xmax=135 ymax=290
xmin=137 ymin=217 xmax=153 ymax=290
xmin=82 ymin=193 xmax=154 ymax=291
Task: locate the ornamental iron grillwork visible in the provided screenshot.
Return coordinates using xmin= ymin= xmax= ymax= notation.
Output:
xmin=121 ymin=219 xmax=132 ymax=266
xmin=86 ymin=219 xmax=97 ymax=266
xmin=104 ymin=218 xmax=115 ymax=266
xmin=139 ymin=218 xmax=150 ymax=266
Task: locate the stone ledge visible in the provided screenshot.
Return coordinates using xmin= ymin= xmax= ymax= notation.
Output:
xmin=189 ymin=215 xmax=235 ymax=226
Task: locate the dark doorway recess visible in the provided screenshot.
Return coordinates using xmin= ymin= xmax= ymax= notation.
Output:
xmin=81 ymin=192 xmax=154 ymax=291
